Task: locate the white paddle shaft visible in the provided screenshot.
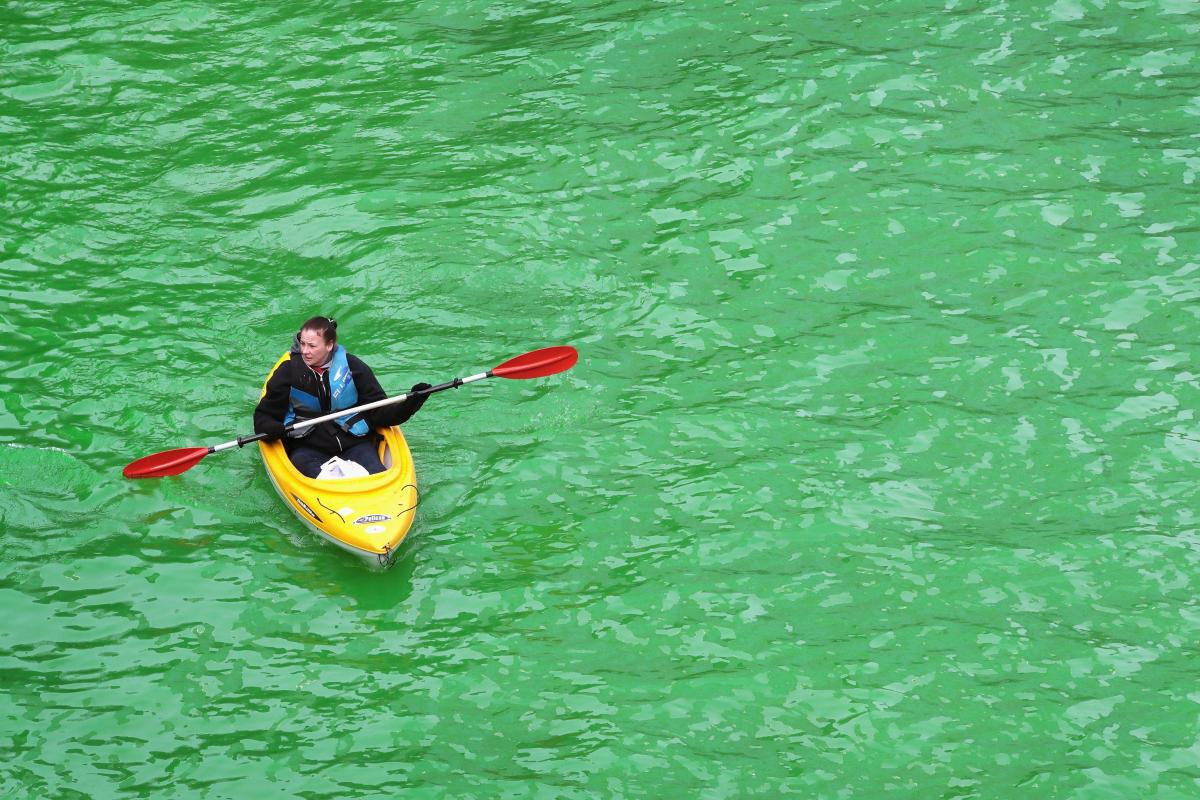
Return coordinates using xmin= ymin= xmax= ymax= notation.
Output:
xmin=210 ymin=371 xmax=492 ymax=453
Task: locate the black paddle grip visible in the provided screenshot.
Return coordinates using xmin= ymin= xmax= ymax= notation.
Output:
xmin=237 ymin=433 xmax=270 ymax=448
xmin=425 ymin=378 xmax=464 ymax=394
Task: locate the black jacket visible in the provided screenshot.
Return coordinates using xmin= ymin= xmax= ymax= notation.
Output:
xmin=253 ymin=349 xmax=428 ymax=455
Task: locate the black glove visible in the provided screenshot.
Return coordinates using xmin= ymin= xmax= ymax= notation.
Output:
xmin=403 ymin=382 xmax=433 ymax=419
xmin=254 ymin=417 xmax=286 ymax=442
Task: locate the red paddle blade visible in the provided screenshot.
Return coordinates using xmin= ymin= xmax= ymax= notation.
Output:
xmin=492 ymin=346 xmax=578 ymax=379
xmin=123 ymin=447 xmax=211 ymax=479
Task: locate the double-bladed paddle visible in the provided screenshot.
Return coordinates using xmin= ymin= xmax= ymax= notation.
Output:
xmin=123 ymin=345 xmax=578 ymax=479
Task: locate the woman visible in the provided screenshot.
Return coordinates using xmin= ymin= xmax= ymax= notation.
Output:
xmin=253 ymin=316 xmax=431 ymax=478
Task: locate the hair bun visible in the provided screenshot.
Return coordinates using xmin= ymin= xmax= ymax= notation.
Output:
xmin=328 ymin=317 xmax=337 ymax=329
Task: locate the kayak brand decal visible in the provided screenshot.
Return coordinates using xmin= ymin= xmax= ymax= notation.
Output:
xmin=354 ymin=514 xmax=391 ymax=525
xmin=292 ymin=495 xmax=321 ymax=522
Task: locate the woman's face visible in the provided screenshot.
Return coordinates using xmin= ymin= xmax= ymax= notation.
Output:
xmin=299 ymin=328 xmax=334 ymax=367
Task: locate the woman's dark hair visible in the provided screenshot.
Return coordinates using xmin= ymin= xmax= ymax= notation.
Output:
xmin=300 ymin=316 xmax=338 ymax=344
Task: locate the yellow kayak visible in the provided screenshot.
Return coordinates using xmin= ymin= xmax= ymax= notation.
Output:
xmin=258 ymin=355 xmax=418 ymax=568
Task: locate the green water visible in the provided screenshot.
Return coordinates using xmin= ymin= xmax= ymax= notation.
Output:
xmin=3 ymin=0 xmax=1200 ymax=796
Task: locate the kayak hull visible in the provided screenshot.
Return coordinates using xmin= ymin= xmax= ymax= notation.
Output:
xmin=259 ymin=356 xmax=418 ymax=568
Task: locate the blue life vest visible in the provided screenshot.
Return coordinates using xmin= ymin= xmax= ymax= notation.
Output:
xmin=285 ymin=345 xmax=370 ymax=438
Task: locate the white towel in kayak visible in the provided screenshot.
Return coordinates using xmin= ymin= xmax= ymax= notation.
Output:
xmin=317 ymin=456 xmax=370 ymax=480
